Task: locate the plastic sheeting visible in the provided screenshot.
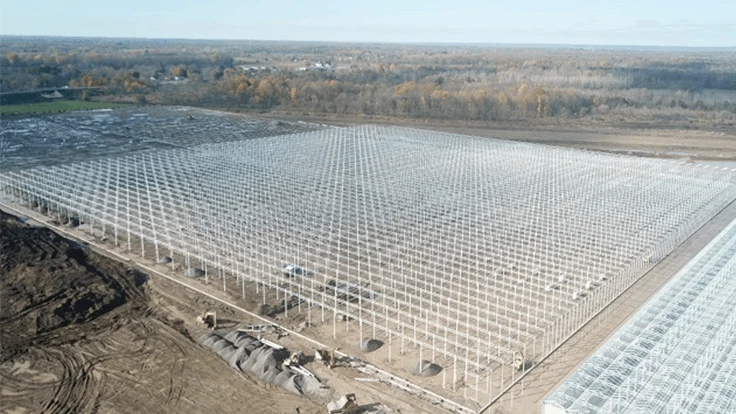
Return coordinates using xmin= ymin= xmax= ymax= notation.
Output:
xmin=198 ymin=329 xmax=314 ymax=395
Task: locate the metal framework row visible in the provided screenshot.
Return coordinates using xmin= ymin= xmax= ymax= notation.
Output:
xmin=2 ymin=125 xmax=735 ymax=407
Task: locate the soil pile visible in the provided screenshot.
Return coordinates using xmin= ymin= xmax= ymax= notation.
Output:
xmin=0 ymin=211 xmax=148 ymax=357
xmin=0 ymin=211 xmax=322 ymax=414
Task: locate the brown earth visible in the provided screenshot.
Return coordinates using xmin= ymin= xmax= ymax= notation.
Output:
xmin=257 ymin=110 xmax=736 ymax=161
xmin=0 ymin=211 xmax=323 ymax=414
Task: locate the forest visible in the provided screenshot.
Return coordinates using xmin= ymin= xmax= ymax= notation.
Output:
xmin=1 ymin=36 xmax=735 ymax=128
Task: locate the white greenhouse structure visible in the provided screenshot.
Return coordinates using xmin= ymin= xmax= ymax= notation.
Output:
xmin=2 ymin=125 xmax=735 ymax=407
xmin=543 ymin=216 xmax=736 ymax=414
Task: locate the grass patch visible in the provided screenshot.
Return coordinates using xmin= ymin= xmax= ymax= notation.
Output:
xmin=0 ymin=100 xmax=132 ymax=116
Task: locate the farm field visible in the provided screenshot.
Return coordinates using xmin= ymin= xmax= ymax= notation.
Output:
xmin=262 ymin=111 xmax=736 ymax=162
xmin=0 ymin=100 xmax=133 ymax=116
xmin=0 ymin=106 xmax=323 ymax=171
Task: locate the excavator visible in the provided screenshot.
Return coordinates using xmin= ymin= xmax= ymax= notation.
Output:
xmin=196 ymin=311 xmax=217 ymax=329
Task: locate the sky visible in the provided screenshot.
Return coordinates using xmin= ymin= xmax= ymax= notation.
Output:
xmin=1 ymin=0 xmax=735 ymax=47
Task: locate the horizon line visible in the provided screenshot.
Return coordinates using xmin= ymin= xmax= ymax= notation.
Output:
xmin=1 ymin=34 xmax=735 ymax=51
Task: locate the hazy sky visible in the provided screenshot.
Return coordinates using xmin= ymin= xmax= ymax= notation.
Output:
xmin=2 ymin=0 xmax=734 ymax=47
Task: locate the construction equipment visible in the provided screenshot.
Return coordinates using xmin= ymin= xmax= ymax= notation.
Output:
xmin=315 ymin=349 xmax=330 ymax=366
xmin=196 ymin=311 xmax=217 ymax=329
xmin=513 ymin=351 xmax=524 ymax=371
xmin=327 ymin=394 xmax=361 ymax=414
xmin=283 ymin=351 xmax=303 ymax=368
xmin=513 ymin=350 xmax=534 ymax=371
xmin=282 ymin=264 xmax=305 ymax=277
xmin=315 ymin=348 xmax=339 ymax=369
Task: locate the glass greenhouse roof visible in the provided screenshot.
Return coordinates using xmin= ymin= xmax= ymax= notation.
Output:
xmin=544 ymin=216 xmax=736 ymax=414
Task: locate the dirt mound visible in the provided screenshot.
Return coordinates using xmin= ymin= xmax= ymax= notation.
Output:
xmin=0 ymin=211 xmax=149 ymax=357
xmin=0 ymin=211 xmax=323 ymax=414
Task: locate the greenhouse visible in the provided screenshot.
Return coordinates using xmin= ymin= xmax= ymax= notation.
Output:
xmin=543 ymin=216 xmax=736 ymax=414
xmin=2 ymin=125 xmax=735 ymax=405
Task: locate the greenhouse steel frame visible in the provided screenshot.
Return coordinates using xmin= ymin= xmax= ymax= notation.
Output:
xmin=2 ymin=125 xmax=735 ymax=406
xmin=543 ymin=216 xmax=736 ymax=414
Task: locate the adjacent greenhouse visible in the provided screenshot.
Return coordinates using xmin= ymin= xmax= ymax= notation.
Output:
xmin=543 ymin=216 xmax=736 ymax=414
xmin=2 ymin=125 xmax=735 ymax=407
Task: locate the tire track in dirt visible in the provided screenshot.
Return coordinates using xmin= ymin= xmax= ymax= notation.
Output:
xmin=2 ymin=208 xmax=328 ymax=414
xmin=42 ymin=348 xmax=99 ymax=414
xmin=153 ymin=321 xmax=188 ymax=410
xmin=2 ymin=211 xmax=177 ymax=413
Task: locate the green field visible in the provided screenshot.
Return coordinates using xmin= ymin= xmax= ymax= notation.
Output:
xmin=0 ymin=100 xmax=132 ymax=116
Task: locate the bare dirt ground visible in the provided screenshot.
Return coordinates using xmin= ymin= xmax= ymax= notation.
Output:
xmin=0 ymin=211 xmax=325 ymax=414
xmin=259 ymin=110 xmax=736 ymax=161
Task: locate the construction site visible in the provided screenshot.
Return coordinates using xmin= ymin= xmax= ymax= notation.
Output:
xmin=544 ymin=215 xmax=736 ymax=414
xmin=2 ymin=107 xmax=736 ymax=414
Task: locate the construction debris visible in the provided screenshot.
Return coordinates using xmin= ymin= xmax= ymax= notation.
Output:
xmin=199 ymin=330 xmax=329 ymax=399
xmin=259 ymin=336 xmax=286 ymax=350
xmin=327 ymin=393 xmax=361 ymax=414
xmin=238 ymin=323 xmax=287 ymax=338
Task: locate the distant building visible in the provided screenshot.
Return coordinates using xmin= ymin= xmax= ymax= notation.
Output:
xmin=40 ymin=91 xmax=63 ymax=99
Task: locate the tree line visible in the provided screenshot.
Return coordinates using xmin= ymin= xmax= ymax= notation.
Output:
xmin=2 ymin=37 xmax=734 ymax=126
